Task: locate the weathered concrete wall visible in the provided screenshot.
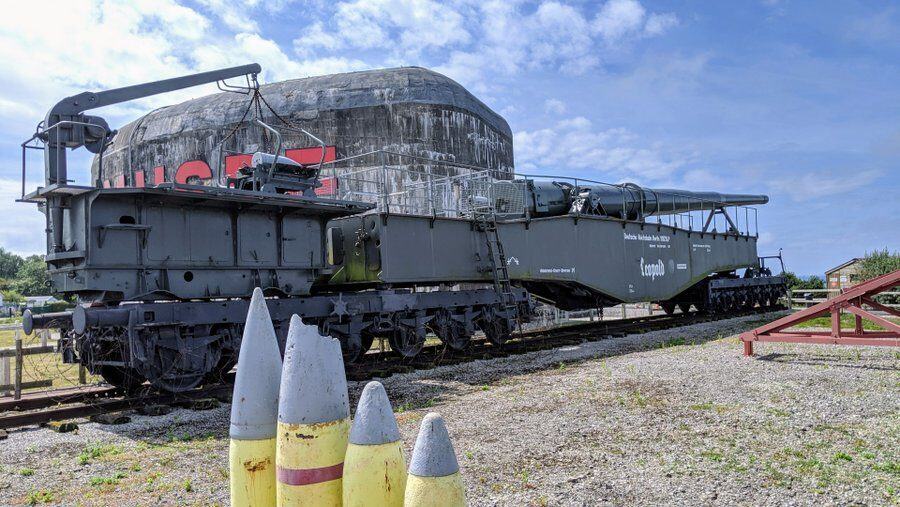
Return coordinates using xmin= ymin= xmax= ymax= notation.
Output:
xmin=92 ymin=67 xmax=513 ymax=187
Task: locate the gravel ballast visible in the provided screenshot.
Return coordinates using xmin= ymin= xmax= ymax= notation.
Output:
xmin=0 ymin=313 xmax=897 ymax=506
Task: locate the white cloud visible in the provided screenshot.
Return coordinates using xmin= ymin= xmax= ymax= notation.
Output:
xmin=0 ymin=179 xmax=45 ymax=256
xmin=593 ymin=0 xmax=678 ymax=43
xmin=645 ymin=13 xmax=679 ymax=36
xmin=295 ymin=0 xmax=678 ymax=92
xmin=773 ymin=170 xmax=881 ymax=202
xmin=294 ymin=0 xmax=471 ymax=57
xmin=514 ymin=116 xmax=684 ymax=182
xmin=678 ymin=168 xmax=727 ymax=191
xmin=196 ymin=33 xmax=369 ymax=82
xmin=593 ymin=0 xmax=646 ymax=42
xmin=0 ymin=0 xmax=374 ymax=135
xmin=544 ymin=98 xmax=567 ymax=114
xmin=196 ymin=0 xmax=260 ymax=33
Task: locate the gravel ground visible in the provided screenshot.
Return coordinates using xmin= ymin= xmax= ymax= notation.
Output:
xmin=0 ymin=312 xmax=897 ymax=506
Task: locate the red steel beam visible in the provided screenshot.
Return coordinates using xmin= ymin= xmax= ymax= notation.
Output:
xmin=741 ymin=268 xmax=900 ymax=356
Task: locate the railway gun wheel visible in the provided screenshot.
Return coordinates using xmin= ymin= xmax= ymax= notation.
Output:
xmin=677 ymin=303 xmax=691 ymax=314
xmin=203 ymin=355 xmax=237 ymax=385
xmin=203 ymin=325 xmax=240 ymax=385
xmin=344 ymin=331 xmax=376 ymax=363
xmin=430 ymin=310 xmax=472 ymax=351
xmin=388 ymin=323 xmax=426 ymax=358
xmin=660 ymin=302 xmax=676 ymax=315
xmin=769 ymin=288 xmax=780 ymax=307
xmin=724 ymin=292 xmax=737 ymax=312
xmin=740 ymin=292 xmax=750 ymax=310
xmin=479 ymin=316 xmax=512 ymax=347
xmin=137 ymin=326 xmax=222 ymax=393
xmin=708 ymin=293 xmax=726 ymax=314
xmin=100 ymin=366 xmax=145 ymax=393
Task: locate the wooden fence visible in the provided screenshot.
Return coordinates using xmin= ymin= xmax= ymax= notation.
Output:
xmin=790 ymin=289 xmax=900 ymax=309
xmin=0 ymin=329 xmax=87 ymax=399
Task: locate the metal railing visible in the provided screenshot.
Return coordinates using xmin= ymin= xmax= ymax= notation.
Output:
xmin=790 ymin=288 xmax=900 ymax=309
xmin=313 ymin=150 xmax=760 ymax=237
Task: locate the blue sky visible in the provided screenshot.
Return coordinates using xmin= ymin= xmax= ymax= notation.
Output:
xmin=0 ymin=0 xmax=897 ymax=276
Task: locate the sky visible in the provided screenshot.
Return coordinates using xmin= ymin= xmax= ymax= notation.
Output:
xmin=0 ymin=0 xmax=897 ymax=277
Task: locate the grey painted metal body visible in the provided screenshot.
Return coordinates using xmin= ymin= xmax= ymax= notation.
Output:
xmin=20 ymin=63 xmax=785 ymax=394
xmin=23 ymin=183 xmax=370 ymax=302
xmin=326 ymin=212 xmax=760 ymax=309
xmin=408 ymin=413 xmax=460 ymax=478
xmin=349 ymin=381 xmax=402 ymax=445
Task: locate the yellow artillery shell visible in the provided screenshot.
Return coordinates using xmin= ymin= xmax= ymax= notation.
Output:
xmin=276 ymin=418 xmax=350 ymax=506
xmin=403 ymin=472 xmax=466 ymax=507
xmin=230 ymin=437 xmax=276 ymax=507
xmin=342 ymin=441 xmax=406 ymax=506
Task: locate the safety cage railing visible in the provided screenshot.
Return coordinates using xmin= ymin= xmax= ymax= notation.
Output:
xmin=311 ymin=150 xmax=759 ymax=238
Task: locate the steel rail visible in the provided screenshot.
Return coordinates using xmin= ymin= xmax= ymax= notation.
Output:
xmin=0 ymin=307 xmax=781 ymax=430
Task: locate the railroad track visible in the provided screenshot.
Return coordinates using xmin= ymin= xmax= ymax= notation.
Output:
xmin=0 ymin=307 xmax=780 ymax=430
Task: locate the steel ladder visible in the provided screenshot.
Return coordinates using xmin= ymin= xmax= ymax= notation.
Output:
xmin=474 ymin=211 xmax=517 ymax=312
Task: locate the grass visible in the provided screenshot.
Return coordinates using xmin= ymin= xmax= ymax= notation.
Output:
xmin=77 ymin=443 xmax=124 ymax=465
xmin=89 ymin=471 xmax=127 ymax=487
xmin=25 ymin=490 xmax=54 ymax=505
xmin=690 ymin=401 xmax=731 ymax=413
xmin=0 ymin=328 xmax=101 ymax=392
xmin=790 ymin=313 xmax=900 ymax=331
xmin=0 ymin=328 xmax=17 ymax=348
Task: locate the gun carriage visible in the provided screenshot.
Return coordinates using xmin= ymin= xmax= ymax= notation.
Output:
xmin=19 ymin=65 xmax=785 ymax=392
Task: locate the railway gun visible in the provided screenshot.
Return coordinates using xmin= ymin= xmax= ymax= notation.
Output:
xmin=18 ymin=64 xmax=786 ymax=392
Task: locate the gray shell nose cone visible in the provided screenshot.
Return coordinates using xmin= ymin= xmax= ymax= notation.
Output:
xmin=349 ymin=381 xmax=401 ymax=445
xmin=408 ymin=412 xmax=460 ymax=478
xmin=230 ymin=288 xmax=283 ymax=440
xmin=278 ymin=315 xmax=350 ymax=425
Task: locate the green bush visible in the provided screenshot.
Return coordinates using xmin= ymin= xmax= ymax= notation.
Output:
xmin=858 ymin=249 xmax=900 ymax=304
xmin=45 ymin=301 xmax=72 ymax=312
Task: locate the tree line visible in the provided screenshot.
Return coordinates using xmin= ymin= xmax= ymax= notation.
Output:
xmin=0 ymin=247 xmax=51 ymax=304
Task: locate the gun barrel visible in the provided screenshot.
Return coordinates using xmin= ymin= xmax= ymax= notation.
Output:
xmin=523 ymin=180 xmax=768 ymax=220
xmin=644 ymin=189 xmax=768 ymax=214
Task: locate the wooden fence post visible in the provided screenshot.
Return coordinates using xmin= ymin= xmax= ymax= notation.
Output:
xmin=14 ymin=334 xmax=23 ymax=400
xmin=0 ymin=355 xmax=9 ymax=397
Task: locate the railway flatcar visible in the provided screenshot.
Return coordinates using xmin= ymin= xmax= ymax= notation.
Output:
xmin=20 ymin=64 xmax=785 ymax=392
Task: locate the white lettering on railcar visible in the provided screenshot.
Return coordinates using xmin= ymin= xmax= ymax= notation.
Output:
xmin=624 ymin=232 xmax=670 ymax=243
xmin=640 ymin=257 xmax=666 ymax=281
xmin=539 ymin=267 xmax=576 ymax=274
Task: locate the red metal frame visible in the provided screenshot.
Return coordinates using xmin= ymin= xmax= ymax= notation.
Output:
xmin=741 ymin=269 xmax=900 ymax=356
